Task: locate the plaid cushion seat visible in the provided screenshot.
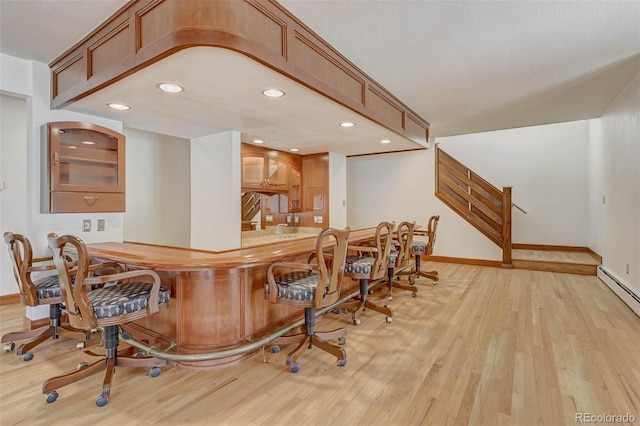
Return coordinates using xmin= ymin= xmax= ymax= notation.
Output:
xmin=388 ymin=250 xmax=398 ymax=267
xmin=264 ymin=270 xmax=323 ymax=302
xmin=88 ymin=282 xmax=170 ymax=320
xmin=344 ymin=255 xmax=375 ymax=275
xmin=34 ymin=275 xmax=62 ymax=299
xmin=411 ymin=241 xmax=428 ymax=254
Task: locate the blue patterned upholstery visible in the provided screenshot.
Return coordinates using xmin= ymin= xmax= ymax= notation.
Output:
xmin=344 ymin=255 xmax=376 ymax=275
xmin=34 ymin=275 xmax=62 ymax=300
xmin=411 ymin=241 xmax=427 ymax=254
xmin=388 ymin=250 xmax=398 ymax=267
xmin=264 ymin=270 xmax=325 ymax=302
xmin=88 ymin=282 xmax=170 ymax=320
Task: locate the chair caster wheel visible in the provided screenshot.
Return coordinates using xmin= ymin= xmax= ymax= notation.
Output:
xmin=90 ymin=328 xmax=99 ymax=334
xmin=332 ymin=308 xmax=343 ymax=314
xmin=352 ymin=318 xmax=361 ymax=326
xmin=290 ymin=363 xmax=300 ymax=373
xmin=45 ymin=391 xmax=58 ymax=404
xmin=386 ymin=316 xmax=393 ymax=323
xmin=76 ymin=342 xmax=85 ymax=350
xmin=134 ymin=351 xmax=146 ymax=358
xmin=338 ymin=337 xmax=346 ymax=345
xmin=271 ymin=345 xmax=280 ymax=353
xmin=388 ymin=296 xmax=393 ymax=301
xmin=77 ymin=362 xmax=89 ymax=370
xmin=4 ymin=342 xmax=15 ymax=352
xmin=96 ymin=396 xmax=109 ymax=407
xmin=150 ymin=367 xmax=161 ymax=377
xmin=412 ymin=292 xmax=417 ymax=298
xmin=22 ymin=352 xmax=33 ymax=361
xmin=338 ymin=359 xmax=346 ymax=367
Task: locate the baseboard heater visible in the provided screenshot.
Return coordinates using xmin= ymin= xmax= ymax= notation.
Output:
xmin=597 ymin=266 xmax=640 ymax=317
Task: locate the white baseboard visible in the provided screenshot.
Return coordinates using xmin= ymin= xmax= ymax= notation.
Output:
xmin=597 ymin=266 xmax=640 ymax=318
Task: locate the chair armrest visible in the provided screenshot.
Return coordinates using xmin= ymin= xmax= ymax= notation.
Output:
xmin=266 ymin=261 xmax=319 ymax=304
xmin=84 ymin=269 xmax=163 ymax=315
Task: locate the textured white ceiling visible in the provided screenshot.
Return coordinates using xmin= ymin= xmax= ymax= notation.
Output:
xmin=1 ymin=0 xmax=639 ymax=149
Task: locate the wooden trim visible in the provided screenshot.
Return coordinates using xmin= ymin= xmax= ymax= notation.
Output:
xmin=425 ymin=255 xmax=502 ymax=269
xmin=346 ymin=147 xmax=426 ymax=158
xmin=49 ymin=0 xmax=429 ymax=146
xmin=0 ymin=293 xmax=21 ymax=306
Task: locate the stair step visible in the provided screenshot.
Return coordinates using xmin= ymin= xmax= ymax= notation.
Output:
xmin=512 ymin=248 xmax=600 ymax=276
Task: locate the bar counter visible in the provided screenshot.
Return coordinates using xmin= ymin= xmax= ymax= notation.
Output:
xmin=86 ymin=227 xmax=377 ymax=370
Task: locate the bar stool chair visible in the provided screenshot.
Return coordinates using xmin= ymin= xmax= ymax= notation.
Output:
xmin=397 ymin=215 xmax=440 ymax=284
xmin=264 ymin=227 xmax=350 ymax=373
xmin=1 ymin=232 xmax=90 ymax=361
xmin=43 ymin=233 xmax=170 ymax=407
xmin=340 ymin=221 xmax=395 ymax=325
xmin=385 ymin=221 xmax=419 ymax=300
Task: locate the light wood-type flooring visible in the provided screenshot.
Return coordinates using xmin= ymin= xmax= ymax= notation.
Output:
xmin=1 ymin=262 xmax=638 ymax=425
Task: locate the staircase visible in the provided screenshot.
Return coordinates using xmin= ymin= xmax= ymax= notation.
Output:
xmin=435 ymin=145 xmax=600 ymax=275
xmin=242 ymin=192 xmax=260 ymax=222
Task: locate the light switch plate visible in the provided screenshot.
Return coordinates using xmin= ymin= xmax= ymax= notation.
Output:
xmin=97 ymin=219 xmax=105 ymax=231
xmin=82 ymin=219 xmax=91 ymax=232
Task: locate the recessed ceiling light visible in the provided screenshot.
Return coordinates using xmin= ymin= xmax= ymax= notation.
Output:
xmin=289 ymin=148 xmax=300 ymax=152
xmin=81 ymin=141 xmax=96 ymax=145
xmin=379 ymin=139 xmax=392 ymax=144
xmin=67 ymin=146 xmax=77 ymax=149
xmin=252 ymin=139 xmax=265 ymax=144
xmin=262 ymin=89 xmax=285 ymax=98
xmin=107 ymin=103 xmax=131 ymax=110
xmin=158 ymin=83 xmax=184 ymax=93
xmin=340 ymin=122 xmax=355 ymax=128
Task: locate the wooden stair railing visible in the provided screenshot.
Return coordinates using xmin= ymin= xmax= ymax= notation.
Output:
xmin=242 ymin=192 xmax=261 ymax=222
xmin=435 ymin=145 xmax=513 ymax=267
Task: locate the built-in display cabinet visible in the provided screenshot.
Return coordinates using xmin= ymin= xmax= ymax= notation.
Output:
xmin=42 ymin=121 xmax=125 ymax=213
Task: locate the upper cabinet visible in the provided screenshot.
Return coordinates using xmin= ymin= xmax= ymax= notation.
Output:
xmin=42 ymin=122 xmax=125 ymax=213
xmin=241 ymin=144 xmax=301 ymax=194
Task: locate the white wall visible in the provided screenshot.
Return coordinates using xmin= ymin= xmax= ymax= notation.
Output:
xmin=0 ymin=94 xmax=28 ymax=296
xmin=0 ymin=55 xmax=124 ymax=309
xmin=588 ymin=74 xmax=639 ymax=297
xmin=438 ymin=120 xmax=590 ymax=247
xmin=347 ymin=149 xmax=501 ymax=260
xmin=124 ymin=127 xmax=191 ymax=247
xmin=328 ymin=152 xmax=347 ymax=229
xmin=190 ymin=131 xmax=241 ymax=251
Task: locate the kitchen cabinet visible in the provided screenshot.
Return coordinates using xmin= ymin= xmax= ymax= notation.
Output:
xmin=241 ymin=154 xmax=289 ymax=191
xmin=42 ymin=121 xmax=125 ymax=213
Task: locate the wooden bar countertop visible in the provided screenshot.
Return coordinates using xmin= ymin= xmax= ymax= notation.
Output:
xmin=85 ymin=227 xmax=377 ymax=271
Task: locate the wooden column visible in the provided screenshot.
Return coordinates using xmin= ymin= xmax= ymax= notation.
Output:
xmin=501 ymin=186 xmax=513 ymax=268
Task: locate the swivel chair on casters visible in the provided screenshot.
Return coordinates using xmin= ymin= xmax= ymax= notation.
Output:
xmin=43 ymin=233 xmax=170 ymax=407
xmin=339 ymin=221 xmax=395 ymax=325
xmin=264 ymin=227 xmax=350 ymax=373
xmin=2 ymin=232 xmax=89 ymax=361
xmin=397 ymin=215 xmax=440 ymax=284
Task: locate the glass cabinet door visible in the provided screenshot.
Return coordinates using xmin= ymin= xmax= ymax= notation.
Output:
xmin=49 ymin=123 xmax=124 ymax=193
xmin=267 ymin=158 xmax=288 ymax=188
xmin=242 ymin=156 xmax=266 ymax=188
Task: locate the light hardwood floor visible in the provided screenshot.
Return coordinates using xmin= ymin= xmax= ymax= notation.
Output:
xmin=1 ymin=262 xmax=638 ymax=425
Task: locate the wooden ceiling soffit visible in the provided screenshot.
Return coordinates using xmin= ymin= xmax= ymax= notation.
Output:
xmin=49 ymin=0 xmax=430 ymax=145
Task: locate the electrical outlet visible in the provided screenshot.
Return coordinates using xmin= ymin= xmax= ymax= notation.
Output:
xmin=317 ymin=216 xmax=323 ymax=223
xmin=97 ymin=219 xmax=105 ymax=231
xmin=266 ymin=215 xmax=273 ymax=222
xmin=314 ymin=216 xmax=323 ymax=224
xmin=82 ymin=219 xmax=91 ymax=232
xmin=294 ymin=215 xmax=299 ymax=224
xmin=286 ymin=215 xmax=292 ymax=223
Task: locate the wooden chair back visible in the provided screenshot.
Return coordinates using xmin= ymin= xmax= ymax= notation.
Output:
xmin=46 ymin=233 xmax=96 ymax=330
xmin=371 ymin=221 xmax=395 ymax=280
xmin=426 ymin=215 xmax=440 ymax=256
xmin=3 ymin=232 xmax=56 ymax=307
xmin=313 ymin=227 xmax=350 ymax=307
xmin=396 ymin=221 xmax=416 ymax=267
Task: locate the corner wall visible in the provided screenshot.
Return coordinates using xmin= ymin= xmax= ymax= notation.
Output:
xmin=588 ymin=73 xmax=639 ymax=298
